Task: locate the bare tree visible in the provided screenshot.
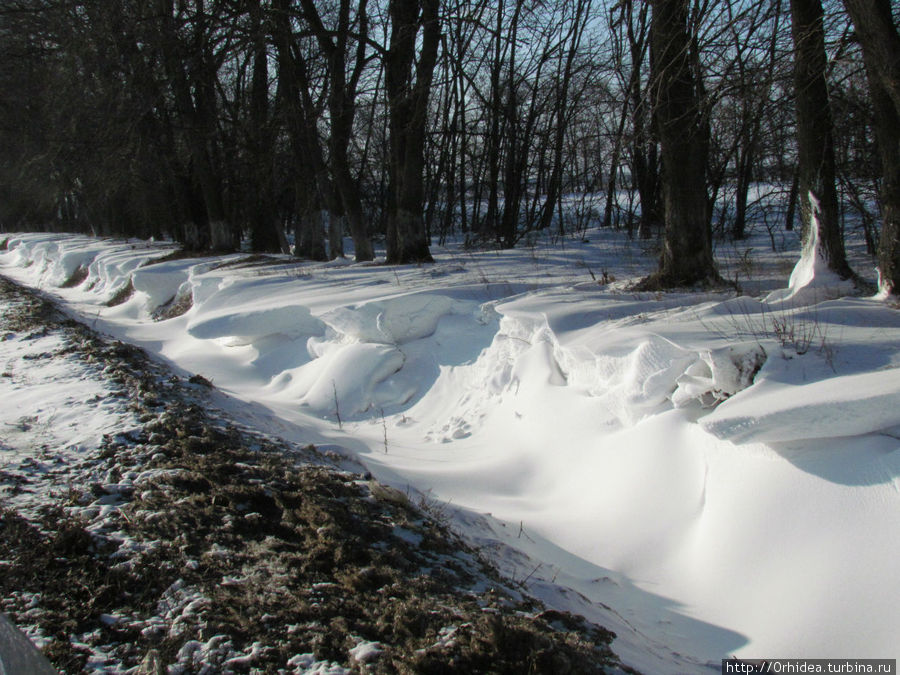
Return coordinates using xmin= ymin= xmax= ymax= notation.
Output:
xmin=789 ymin=0 xmax=855 ymax=278
xmin=245 ymin=0 xmax=285 ymax=254
xmin=156 ymin=0 xmax=237 ymax=252
xmin=298 ymin=0 xmax=375 ymax=261
xmin=383 ymin=0 xmax=440 ymax=263
xmin=638 ymin=0 xmax=719 ymax=288
xmin=271 ymin=0 xmax=329 ymax=260
xmin=537 ymin=0 xmax=593 ymax=235
xmin=724 ymin=0 xmax=786 ymax=241
xmin=841 ymin=0 xmax=900 ymax=293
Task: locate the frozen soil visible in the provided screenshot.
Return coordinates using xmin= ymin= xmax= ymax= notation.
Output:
xmin=0 ymin=275 xmax=625 ymax=674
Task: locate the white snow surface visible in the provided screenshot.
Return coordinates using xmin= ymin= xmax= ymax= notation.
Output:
xmin=2 ymin=229 xmax=898 ymax=673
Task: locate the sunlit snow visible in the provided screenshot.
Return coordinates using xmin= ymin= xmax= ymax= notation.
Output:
xmin=1 ymin=224 xmax=898 ymax=673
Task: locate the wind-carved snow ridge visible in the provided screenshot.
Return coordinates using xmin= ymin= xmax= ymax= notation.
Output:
xmin=425 ymin=310 xmax=768 ymax=439
xmin=279 ymin=293 xmax=498 ymax=419
xmin=701 ymin=366 xmax=900 ymax=443
xmin=320 ymin=294 xmax=458 ymax=345
xmin=188 ymin=305 xmax=324 ymax=345
xmin=560 ymin=335 xmax=766 ymax=425
xmin=3 ymin=233 xmax=196 ymax=316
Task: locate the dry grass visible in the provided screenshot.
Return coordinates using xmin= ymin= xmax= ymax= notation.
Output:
xmin=105 ymin=279 xmax=135 ymax=306
xmin=0 ymin=273 xmax=626 ymax=674
xmin=151 ymin=288 xmax=194 ymax=320
xmin=60 ymin=265 xmax=90 ymax=288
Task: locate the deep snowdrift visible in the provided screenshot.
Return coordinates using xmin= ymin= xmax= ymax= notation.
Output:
xmin=2 ymin=230 xmax=898 ymax=673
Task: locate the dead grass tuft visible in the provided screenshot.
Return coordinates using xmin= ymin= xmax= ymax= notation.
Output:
xmin=209 ymin=254 xmax=282 ymax=270
xmin=140 ymin=248 xmax=211 ymax=267
xmin=151 ymin=288 xmax=193 ymax=320
xmin=61 ymin=265 xmax=90 ymax=288
xmin=105 ymin=279 xmax=135 ymax=306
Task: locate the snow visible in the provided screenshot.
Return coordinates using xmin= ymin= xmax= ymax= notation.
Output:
xmin=0 ymin=327 xmax=138 ymax=520
xmin=767 ymin=192 xmax=858 ymax=304
xmin=348 ymin=639 xmax=384 ymax=664
xmin=2 ymin=224 xmax=899 ymax=673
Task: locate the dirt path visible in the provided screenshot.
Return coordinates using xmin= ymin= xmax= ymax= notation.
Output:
xmin=0 ymin=275 xmax=627 ymax=674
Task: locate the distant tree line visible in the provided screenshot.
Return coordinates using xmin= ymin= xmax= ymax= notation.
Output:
xmin=0 ymin=0 xmax=897 ymax=291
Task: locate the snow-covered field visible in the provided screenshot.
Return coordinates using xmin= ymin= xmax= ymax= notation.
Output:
xmin=1 ymin=224 xmax=898 ymax=673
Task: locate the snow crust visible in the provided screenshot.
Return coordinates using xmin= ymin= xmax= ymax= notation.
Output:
xmin=2 ymin=228 xmax=898 ymax=672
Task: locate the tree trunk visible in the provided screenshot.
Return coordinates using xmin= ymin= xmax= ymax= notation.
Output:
xmin=785 ymin=167 xmax=800 ymax=231
xmin=604 ymin=65 xmax=634 ymax=230
xmin=638 ymin=0 xmax=718 ymax=288
xmin=623 ymin=1 xmax=659 ymax=240
xmin=294 ymin=197 xmax=328 ymax=261
xmin=248 ymin=0 xmax=283 ymax=254
xmin=273 ymin=0 xmax=329 ymax=259
xmin=157 ymin=0 xmax=235 ymax=252
xmin=842 ymin=0 xmax=900 ymax=294
xmin=298 ymin=0 xmax=374 ymax=262
xmin=384 ymin=0 xmax=439 ymax=264
xmin=733 ymin=146 xmax=753 ymax=241
xmin=789 ymin=0 xmax=854 ymax=278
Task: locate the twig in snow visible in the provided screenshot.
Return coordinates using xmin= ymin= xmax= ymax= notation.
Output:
xmin=332 ymin=380 xmax=342 ymax=429
xmin=521 ymin=562 xmax=543 ymax=586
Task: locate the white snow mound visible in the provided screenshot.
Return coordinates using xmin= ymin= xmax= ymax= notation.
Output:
xmin=702 ymin=366 xmax=900 ymax=443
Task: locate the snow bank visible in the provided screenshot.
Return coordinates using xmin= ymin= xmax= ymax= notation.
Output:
xmin=702 ymin=366 xmax=900 ymax=443
xmin=187 ymin=305 xmax=324 ymax=344
xmin=320 ymin=293 xmax=458 ymax=344
xmin=295 ymin=341 xmax=406 ymax=417
xmin=2 ymin=231 xmax=898 ymax=671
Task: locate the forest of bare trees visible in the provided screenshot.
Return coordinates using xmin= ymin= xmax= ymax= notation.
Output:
xmin=0 ymin=0 xmax=898 ymax=290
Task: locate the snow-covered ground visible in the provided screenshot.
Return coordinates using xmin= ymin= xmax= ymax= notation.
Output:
xmin=1 ymin=223 xmax=898 ymax=673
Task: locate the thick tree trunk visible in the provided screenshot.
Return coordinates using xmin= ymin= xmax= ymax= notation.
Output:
xmin=332 ymin=155 xmax=374 ymax=261
xmin=842 ymin=0 xmax=900 ymax=293
xmin=638 ymin=0 xmax=718 ymax=288
xmin=328 ymin=211 xmax=345 ymax=260
xmin=294 ymin=196 xmax=328 ymax=262
xmin=842 ymin=0 xmax=900 ymax=113
xmin=247 ymin=0 xmax=283 ymax=254
xmin=789 ymin=0 xmax=854 ymax=278
xmin=384 ymin=0 xmax=438 ymax=264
